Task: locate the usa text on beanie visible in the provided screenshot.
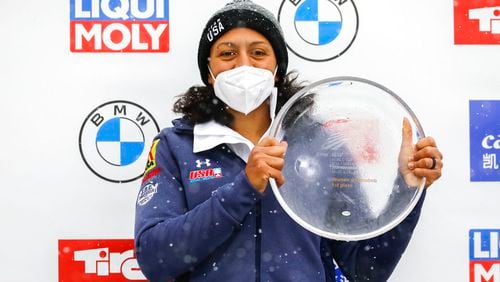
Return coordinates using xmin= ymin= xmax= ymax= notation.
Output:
xmin=197 ymin=0 xmax=288 ymax=86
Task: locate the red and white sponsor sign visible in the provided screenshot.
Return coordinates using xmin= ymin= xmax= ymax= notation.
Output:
xmin=454 ymin=0 xmax=500 ymax=44
xmin=70 ymin=0 xmax=170 ymax=52
xmin=58 ymin=239 xmax=147 ymax=281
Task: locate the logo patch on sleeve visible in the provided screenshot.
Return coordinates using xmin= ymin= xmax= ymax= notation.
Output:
xmin=142 ymin=167 xmax=161 ymax=184
xmin=189 ymin=168 xmax=223 ymax=183
xmin=137 ymin=182 xmax=159 ymax=206
xmin=144 ymin=139 xmax=160 ymax=175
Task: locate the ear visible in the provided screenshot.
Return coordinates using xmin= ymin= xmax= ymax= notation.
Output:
xmin=273 ymin=65 xmax=280 ymax=82
xmin=207 ymin=63 xmax=215 ymax=85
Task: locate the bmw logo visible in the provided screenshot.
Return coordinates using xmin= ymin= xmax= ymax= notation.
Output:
xmin=79 ymin=100 xmax=160 ymax=183
xmin=278 ymin=0 xmax=359 ymax=62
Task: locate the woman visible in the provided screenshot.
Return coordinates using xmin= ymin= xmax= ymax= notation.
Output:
xmin=134 ymin=1 xmax=443 ymax=281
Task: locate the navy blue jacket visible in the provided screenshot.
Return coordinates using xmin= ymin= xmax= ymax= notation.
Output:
xmin=134 ymin=118 xmax=426 ymax=282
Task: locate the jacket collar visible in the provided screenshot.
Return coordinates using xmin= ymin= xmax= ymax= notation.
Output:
xmin=172 ymin=118 xmax=194 ymax=134
xmin=192 ymin=120 xmax=253 ymax=154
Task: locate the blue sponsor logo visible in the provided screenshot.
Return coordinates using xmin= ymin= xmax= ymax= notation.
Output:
xmin=279 ymin=0 xmax=358 ymax=61
xmin=79 ymin=101 xmax=159 ymax=183
xmin=470 ymin=100 xmax=500 ymax=181
xmin=96 ymin=117 xmax=145 ymax=166
xmin=294 ymin=0 xmax=342 ymax=45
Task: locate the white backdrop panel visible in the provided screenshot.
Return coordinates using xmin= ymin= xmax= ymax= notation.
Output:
xmin=0 ymin=0 xmax=499 ymax=281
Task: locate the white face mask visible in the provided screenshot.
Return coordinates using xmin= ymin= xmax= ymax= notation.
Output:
xmin=210 ymin=65 xmax=276 ymax=115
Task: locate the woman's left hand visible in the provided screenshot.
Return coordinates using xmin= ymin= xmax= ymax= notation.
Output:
xmin=399 ymin=118 xmax=443 ymax=188
xmin=409 ymin=136 xmax=443 ymax=188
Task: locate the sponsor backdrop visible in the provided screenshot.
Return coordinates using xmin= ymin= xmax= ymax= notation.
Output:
xmin=1 ymin=0 xmax=499 ymax=281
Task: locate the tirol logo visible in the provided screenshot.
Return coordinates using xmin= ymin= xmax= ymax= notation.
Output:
xmin=469 ymin=229 xmax=500 ymax=282
xmin=70 ymin=0 xmax=170 ymax=52
xmin=470 ymin=100 xmax=500 ymax=182
xmin=58 ymin=239 xmax=147 ymax=281
xmin=79 ymin=100 xmax=159 ymax=183
xmin=278 ymin=0 xmax=358 ymax=62
xmin=454 ymin=0 xmax=500 ymax=44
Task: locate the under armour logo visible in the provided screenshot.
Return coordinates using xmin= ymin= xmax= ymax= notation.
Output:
xmin=196 ymin=159 xmax=211 ymax=168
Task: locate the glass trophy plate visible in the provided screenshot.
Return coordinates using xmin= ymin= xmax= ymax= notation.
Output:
xmin=269 ymin=77 xmax=425 ymax=241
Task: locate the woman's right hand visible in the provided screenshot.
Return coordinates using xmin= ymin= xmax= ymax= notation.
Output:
xmin=245 ymin=137 xmax=288 ymax=193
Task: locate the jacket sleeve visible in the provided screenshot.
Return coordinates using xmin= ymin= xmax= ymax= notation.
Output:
xmin=328 ymin=188 xmax=426 ymax=282
xmin=134 ymin=134 xmax=261 ymax=281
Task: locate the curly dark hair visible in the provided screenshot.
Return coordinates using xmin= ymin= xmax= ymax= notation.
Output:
xmin=173 ymin=71 xmax=306 ymax=126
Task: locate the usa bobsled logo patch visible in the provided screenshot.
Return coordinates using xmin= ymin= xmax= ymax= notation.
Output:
xmin=189 ymin=168 xmax=223 ymax=183
xmin=137 ymin=182 xmax=158 ymax=206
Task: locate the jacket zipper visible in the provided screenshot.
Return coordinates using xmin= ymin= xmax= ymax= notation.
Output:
xmin=255 ymin=200 xmax=262 ymax=282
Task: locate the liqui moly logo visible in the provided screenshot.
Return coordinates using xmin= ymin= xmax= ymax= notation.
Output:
xmin=469 ymin=230 xmax=500 ymax=282
xmin=70 ymin=0 xmax=169 ymax=52
xmin=58 ymin=239 xmax=147 ymax=281
xmin=454 ymin=0 xmax=500 ymax=44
